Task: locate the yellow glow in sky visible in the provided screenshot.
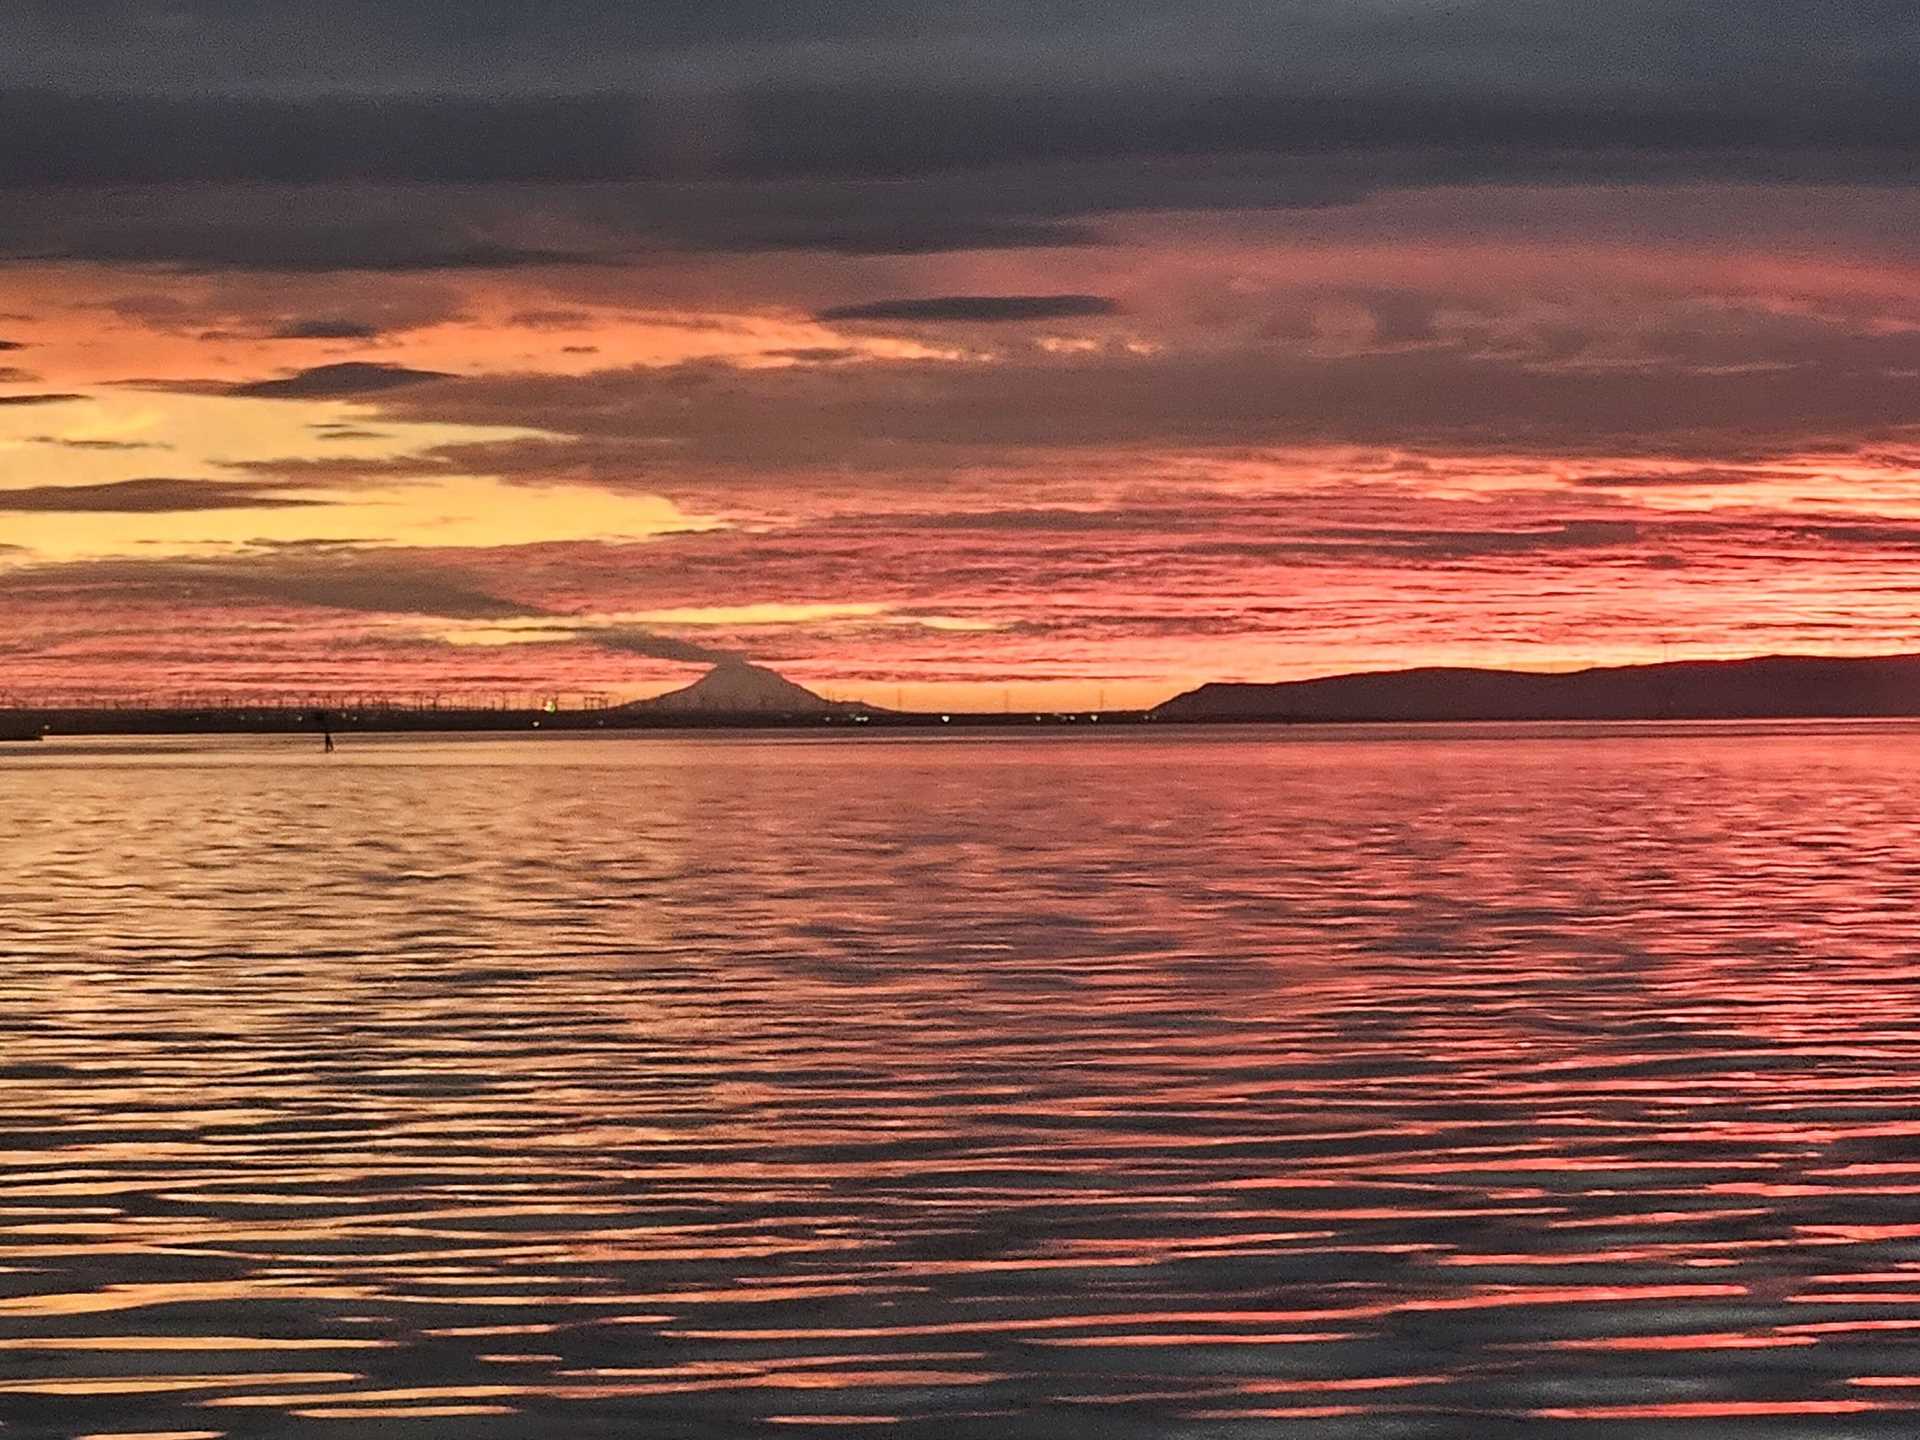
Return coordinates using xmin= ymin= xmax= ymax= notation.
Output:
xmin=1 ymin=391 xmax=715 ymax=562
xmin=3 ymin=477 xmax=717 ymax=563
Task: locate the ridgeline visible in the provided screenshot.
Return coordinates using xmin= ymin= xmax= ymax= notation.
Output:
xmin=1152 ymin=653 xmax=1920 ymax=723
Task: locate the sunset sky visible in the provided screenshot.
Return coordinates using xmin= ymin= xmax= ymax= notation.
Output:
xmin=8 ymin=2 xmax=1920 ymax=709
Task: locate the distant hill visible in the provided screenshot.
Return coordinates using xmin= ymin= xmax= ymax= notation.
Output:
xmin=1152 ymin=653 xmax=1920 ymax=723
xmin=619 ymin=661 xmax=862 ymax=716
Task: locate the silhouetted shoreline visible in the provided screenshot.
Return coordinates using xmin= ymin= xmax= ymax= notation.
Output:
xmin=0 ymin=707 xmax=1151 ymax=739
xmin=1154 ymin=652 xmax=1920 ymax=723
xmin=23 ymin=652 xmax=1920 ymax=739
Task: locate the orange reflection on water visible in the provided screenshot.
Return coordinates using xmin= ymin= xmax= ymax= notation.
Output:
xmin=0 ymin=1337 xmax=391 ymax=1351
xmin=0 ymin=1373 xmax=360 ymax=1396
xmin=290 ymin=1407 xmax=517 ymax=1420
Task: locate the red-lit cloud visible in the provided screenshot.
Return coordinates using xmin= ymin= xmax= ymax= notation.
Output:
xmin=7 ymin=4 xmax=1920 ymax=706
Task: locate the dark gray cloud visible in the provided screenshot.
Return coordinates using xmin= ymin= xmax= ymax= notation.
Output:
xmin=4 ymin=0 xmax=1124 ymax=90
xmin=0 ymin=190 xmax=631 ymax=272
xmin=214 ymin=562 xmax=539 ymax=619
xmin=819 ymin=294 xmax=1119 ymax=323
xmin=268 ymin=318 xmax=385 ymax=340
xmin=0 ymin=544 xmax=739 ymax=665
xmin=6 ymin=85 xmax=1920 ymax=190
xmin=5 ymin=1 xmax=1920 ymax=192
xmin=742 ymin=216 xmax=1099 ymax=255
xmin=31 ymin=229 xmax=607 ymax=273
xmin=0 ymin=339 xmax=26 ymax=350
xmin=0 ymin=477 xmax=319 ymax=512
xmin=227 ymin=362 xmax=451 ymax=399
xmin=0 ymin=172 xmax=1114 ymax=273
xmin=0 ymin=4 xmax=1913 ymax=287
xmin=594 ymin=628 xmax=734 ymax=664
xmin=9 ymin=150 xmax=1915 ymax=278
xmin=765 ymin=347 xmax=861 ymax=364
xmin=0 ymin=393 xmax=85 ymax=406
xmin=9 ymin=4 xmax=1920 ymax=122
xmin=0 ymin=554 xmax=542 ymax=621
xmin=29 ymin=437 xmax=171 ymax=451
xmin=1797 ymin=522 xmax=1920 ymax=549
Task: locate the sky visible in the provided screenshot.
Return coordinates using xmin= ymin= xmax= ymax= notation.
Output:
xmin=7 ymin=2 xmax=1920 ymax=710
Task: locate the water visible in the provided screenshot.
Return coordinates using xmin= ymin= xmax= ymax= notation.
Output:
xmin=5 ymin=723 xmax=1920 ymax=1438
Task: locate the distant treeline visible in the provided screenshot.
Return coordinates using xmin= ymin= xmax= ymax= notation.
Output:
xmin=0 ymin=707 xmax=1152 ymax=738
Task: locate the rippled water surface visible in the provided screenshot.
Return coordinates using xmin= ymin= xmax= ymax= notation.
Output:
xmin=7 ymin=723 xmax=1920 ymax=1437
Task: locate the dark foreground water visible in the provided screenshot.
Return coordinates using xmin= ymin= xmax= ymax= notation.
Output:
xmin=5 ymin=723 xmax=1920 ymax=1438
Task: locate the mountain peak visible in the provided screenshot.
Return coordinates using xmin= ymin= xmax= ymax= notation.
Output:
xmin=622 ymin=660 xmax=839 ymax=715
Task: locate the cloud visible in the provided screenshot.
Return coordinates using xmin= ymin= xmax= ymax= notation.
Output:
xmin=268 ymin=318 xmax=385 ymax=340
xmin=890 ymin=507 xmax=1182 ymax=532
xmin=737 ymin=216 xmax=1099 ymax=255
xmin=0 ymin=339 xmax=25 ymax=351
xmin=9 ymin=17 xmax=1920 ymax=193
xmin=818 ymin=294 xmax=1120 ymax=323
xmin=1796 ymin=523 xmax=1920 ymax=550
xmin=1570 ymin=469 xmax=1772 ymax=489
xmin=0 ymin=553 xmax=545 ymax=621
xmin=5 ymin=0 xmax=1891 ymax=104
xmin=0 ymin=392 xmax=86 ymax=406
xmin=3 ymin=204 xmax=621 ymax=272
xmin=356 ymin=316 xmax=1920 ymax=483
xmin=0 ymin=546 xmax=739 ymax=667
xmin=29 ymin=437 xmax=171 ymax=451
xmin=219 ymin=561 xmax=542 ymax=619
xmin=0 ymin=366 xmax=37 ymax=382
xmin=0 ymin=477 xmax=320 ymax=512
xmin=227 ymin=362 xmax=452 ymax=399
xmin=6 ymin=43 xmax=1920 ymax=189
xmin=16 ymin=153 xmax=1914 ymax=280
xmin=5 ymin=7 xmax=1920 ymax=279
xmin=765 ymin=347 xmax=860 ymax=363
xmin=510 ymin=309 xmax=594 ymax=330
xmin=0 ymin=176 xmax=1111 ymax=272
xmin=1183 ymin=520 xmax=1645 ymax=562
xmin=592 ymin=627 xmax=734 ymax=664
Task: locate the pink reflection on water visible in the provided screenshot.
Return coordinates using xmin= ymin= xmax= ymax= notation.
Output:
xmin=7 ymin=725 xmax=1920 ymax=1434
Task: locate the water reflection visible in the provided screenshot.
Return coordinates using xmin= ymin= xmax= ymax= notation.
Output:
xmin=5 ymin=724 xmax=1920 ymax=1435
